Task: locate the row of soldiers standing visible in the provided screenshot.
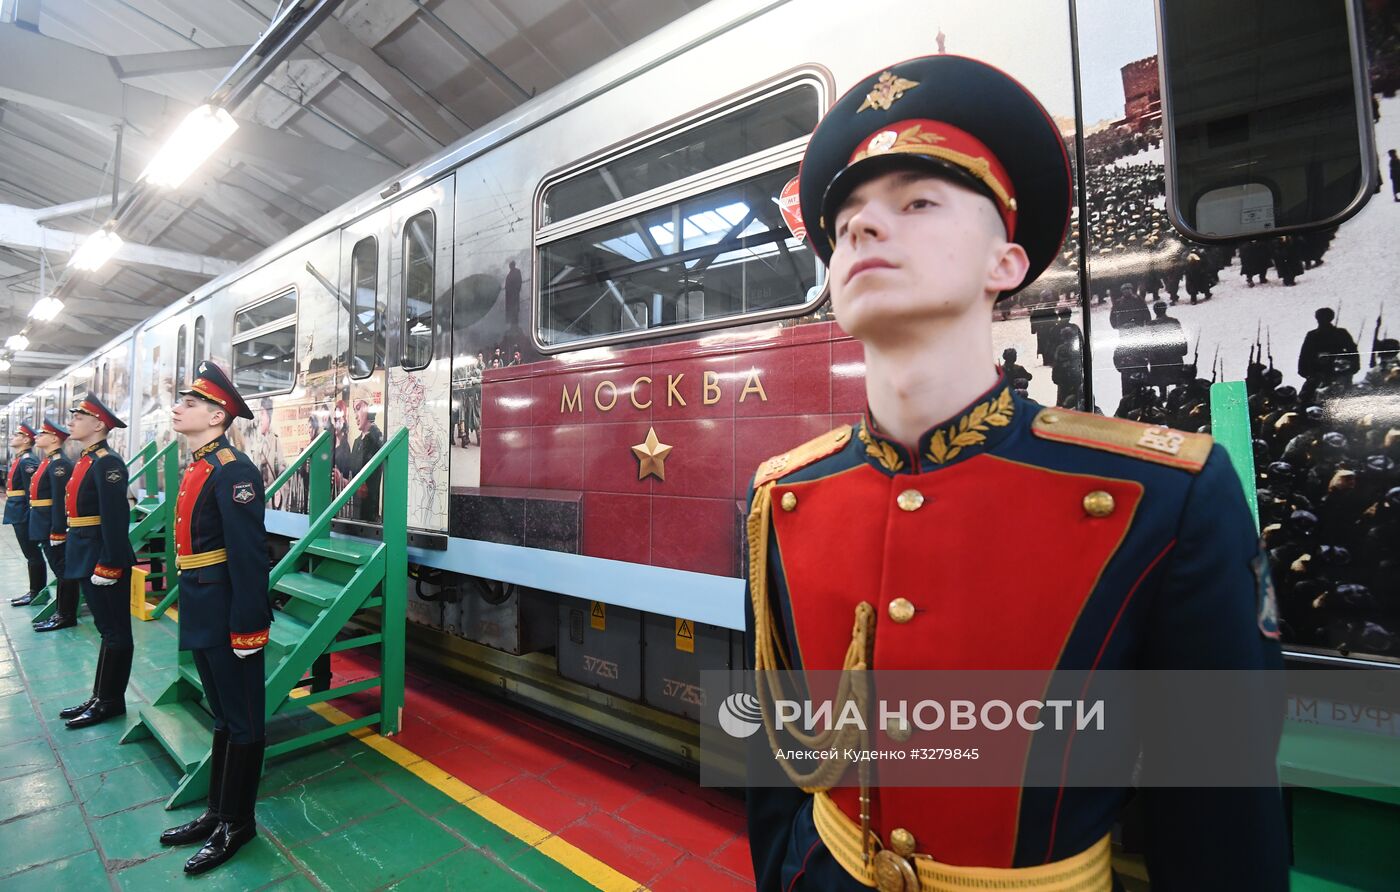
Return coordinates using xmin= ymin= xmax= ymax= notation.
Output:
xmin=2 ymin=363 xmax=274 ymax=877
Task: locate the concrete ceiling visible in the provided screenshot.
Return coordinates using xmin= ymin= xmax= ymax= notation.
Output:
xmin=0 ymin=0 xmax=709 ymax=399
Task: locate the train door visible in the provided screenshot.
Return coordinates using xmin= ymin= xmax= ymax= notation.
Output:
xmin=338 ymin=207 xmax=391 ymax=529
xmin=385 ymin=178 xmax=455 ymax=537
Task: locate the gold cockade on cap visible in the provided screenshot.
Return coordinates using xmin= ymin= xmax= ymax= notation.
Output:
xmin=858 ymin=71 xmax=920 ymax=113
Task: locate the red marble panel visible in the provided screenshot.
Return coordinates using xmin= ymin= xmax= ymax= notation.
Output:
xmin=649 ymin=418 xmax=733 ymax=500
xmin=792 ymin=340 xmax=834 ymax=416
xmin=534 ymin=370 xmax=588 ymax=427
xmin=734 ymin=414 xmax=841 ymax=499
xmin=530 ymin=423 xmax=585 ymax=491
xmin=479 ymin=427 xmax=532 ymax=487
xmin=583 ymin=421 xmax=655 ymax=495
xmin=651 ymin=496 xmax=737 ymax=577
xmin=582 ymin=491 xmax=651 ymax=564
xmin=831 ymin=337 xmax=868 ymax=414
xmin=578 ymin=364 xmax=654 ymax=427
xmin=480 ymin=375 xmax=535 ymax=430
xmin=732 ymin=344 xmax=793 ymax=419
xmin=651 ymin=354 xmax=735 ymax=422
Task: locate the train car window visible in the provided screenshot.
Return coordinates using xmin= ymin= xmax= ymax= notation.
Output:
xmin=176 ymin=324 xmax=188 ymax=389
xmin=232 ymin=288 xmax=297 ymax=396
xmin=1158 ymin=0 xmax=1376 ymax=239
xmin=401 ymin=211 xmax=435 ymax=370
xmin=235 ymin=291 xmax=296 ymax=334
xmin=535 ymin=75 xmax=827 ymax=351
xmin=538 ymin=164 xmax=818 ymax=348
xmin=350 ymin=235 xmax=382 ymax=379
xmin=542 ymin=83 xmax=819 ymax=224
xmin=193 ymin=315 xmax=207 ymax=367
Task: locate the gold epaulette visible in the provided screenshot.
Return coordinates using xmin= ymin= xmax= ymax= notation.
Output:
xmin=1031 ymin=407 xmax=1212 ymax=473
xmin=95 ymin=448 xmax=109 ymax=458
xmin=753 ymin=426 xmax=852 ymax=487
xmin=216 ymin=448 xmax=236 ymax=465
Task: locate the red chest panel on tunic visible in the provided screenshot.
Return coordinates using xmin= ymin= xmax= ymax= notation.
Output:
xmin=6 ymin=459 xmax=18 ymax=491
xmin=29 ymin=459 xmax=49 ymax=500
xmin=65 ymin=455 xmax=92 ymax=517
xmin=770 ymin=456 xmax=1142 ymax=867
xmin=175 ymin=462 xmax=214 ymax=557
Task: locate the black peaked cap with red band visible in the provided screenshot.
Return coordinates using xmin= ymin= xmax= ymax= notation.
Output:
xmin=41 ymin=417 xmax=69 ymax=440
xmin=797 ymin=54 xmax=1072 ymax=297
xmin=180 ymin=360 xmax=253 ymax=420
xmin=71 ymin=395 xmax=125 ymax=430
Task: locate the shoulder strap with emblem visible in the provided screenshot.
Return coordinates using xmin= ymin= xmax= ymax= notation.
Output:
xmin=96 ymin=448 xmax=109 ymax=458
xmin=753 ymin=426 xmax=852 ymax=487
xmin=216 ymin=448 xmax=236 ymax=465
xmin=1031 ymin=407 xmax=1212 ymax=472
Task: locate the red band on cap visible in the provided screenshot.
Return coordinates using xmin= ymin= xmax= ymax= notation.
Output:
xmin=77 ymin=400 xmax=117 ymax=429
xmin=848 ymin=118 xmax=1018 ymax=237
xmin=189 ymin=378 xmax=233 ymax=409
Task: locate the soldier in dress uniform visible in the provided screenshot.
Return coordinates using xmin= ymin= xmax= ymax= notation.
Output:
xmin=57 ymin=396 xmax=137 ymax=729
xmin=745 ymin=55 xmax=1286 ymax=891
xmin=159 ymin=360 xmax=271 ymax=876
xmin=30 ymin=418 xmax=78 ymax=631
xmin=6 ymin=422 xmax=46 ymax=607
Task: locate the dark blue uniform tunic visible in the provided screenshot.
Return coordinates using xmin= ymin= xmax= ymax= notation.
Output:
xmin=28 ymin=447 xmax=73 ymax=579
xmin=745 ymin=375 xmax=1288 ymax=892
xmin=176 ymin=435 xmax=271 ymax=742
xmin=5 ymin=450 xmax=45 ymax=587
xmin=62 ymin=440 xmax=136 ymax=647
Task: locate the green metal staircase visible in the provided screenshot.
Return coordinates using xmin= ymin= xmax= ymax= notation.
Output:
xmin=28 ymin=439 xmax=177 ymax=623
xmin=120 ymin=428 xmax=409 ymax=808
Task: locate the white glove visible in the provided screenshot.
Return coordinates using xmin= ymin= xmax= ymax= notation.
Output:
xmin=90 ymin=574 xmax=118 ymax=586
xmin=49 ymin=536 xmax=64 ymax=546
xmin=233 ymin=647 xmax=262 ymax=659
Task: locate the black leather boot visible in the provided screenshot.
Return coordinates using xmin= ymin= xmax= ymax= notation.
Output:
xmin=184 ymin=739 xmax=264 ymax=874
xmin=161 ymin=728 xmax=228 ymax=846
xmin=33 ymin=580 xmax=78 ymax=631
xmin=11 ymin=559 xmax=45 ymax=606
xmin=58 ymin=646 xmax=105 ymax=720
xmin=65 ymin=646 xmax=131 ymax=729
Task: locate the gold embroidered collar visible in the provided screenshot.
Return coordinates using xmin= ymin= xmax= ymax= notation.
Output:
xmin=859 ymin=376 xmax=1017 ymax=474
xmin=193 ymin=437 xmax=225 ymax=461
xmin=81 ymin=440 xmax=106 ymax=456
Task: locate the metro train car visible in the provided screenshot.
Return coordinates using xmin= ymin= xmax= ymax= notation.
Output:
xmin=3 ymin=0 xmax=1398 ymax=769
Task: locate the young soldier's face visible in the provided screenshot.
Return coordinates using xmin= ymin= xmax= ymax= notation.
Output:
xmin=67 ymin=412 xmax=101 ymax=442
xmin=9 ymin=432 xmax=30 ymax=450
xmin=171 ymin=395 xmax=225 ymax=436
xmin=828 ymin=169 xmax=1026 ymax=338
xmin=34 ymin=431 xmax=56 ymax=452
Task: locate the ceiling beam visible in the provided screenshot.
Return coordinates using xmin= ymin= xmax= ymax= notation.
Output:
xmin=0 ymin=23 xmax=399 ymax=189
xmin=308 ymin=13 xmax=461 ymax=147
xmin=0 ymin=202 xmax=239 ymax=278
xmin=111 ymin=44 xmax=317 ymax=80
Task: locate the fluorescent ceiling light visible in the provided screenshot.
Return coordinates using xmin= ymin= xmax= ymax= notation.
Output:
xmin=5 ymin=334 xmax=29 ymax=352
xmin=70 ymin=229 xmax=124 ymax=272
xmin=28 ymin=297 xmax=64 ymax=322
xmin=141 ymin=104 xmax=240 ymax=189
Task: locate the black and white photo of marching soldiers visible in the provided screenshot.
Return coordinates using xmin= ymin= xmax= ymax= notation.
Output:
xmin=985 ymin=0 xmax=1400 ymax=662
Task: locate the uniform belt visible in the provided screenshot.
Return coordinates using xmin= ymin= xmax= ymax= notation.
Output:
xmin=177 ymin=548 xmax=227 ymax=570
xmin=29 ymin=498 xmax=52 ymax=507
xmin=68 ymin=515 xmax=101 ymax=527
xmin=6 ymin=489 xmax=23 ymax=496
xmin=812 ymin=791 xmax=1113 ymax=892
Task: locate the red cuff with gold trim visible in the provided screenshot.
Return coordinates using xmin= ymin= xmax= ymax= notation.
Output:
xmin=231 ymin=630 xmax=269 ymax=649
xmin=49 ymin=533 xmax=67 ymax=542
xmin=93 ymin=564 xmax=123 ymax=579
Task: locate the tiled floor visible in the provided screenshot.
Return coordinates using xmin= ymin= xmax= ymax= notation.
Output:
xmin=0 ymin=539 xmax=755 ymax=890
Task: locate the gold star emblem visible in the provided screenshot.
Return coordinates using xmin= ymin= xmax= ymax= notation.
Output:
xmin=631 ymin=426 xmax=672 ymax=481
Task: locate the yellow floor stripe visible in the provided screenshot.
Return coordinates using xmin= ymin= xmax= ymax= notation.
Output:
xmin=301 ymin=696 xmax=648 ymax=892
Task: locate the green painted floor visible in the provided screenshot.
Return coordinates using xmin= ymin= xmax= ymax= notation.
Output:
xmin=0 ymin=539 xmax=598 ymax=891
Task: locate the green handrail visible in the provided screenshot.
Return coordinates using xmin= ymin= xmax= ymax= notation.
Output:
xmin=143 ymin=441 xmax=182 ymax=619
xmin=129 ymin=439 xmax=179 ymax=497
xmin=267 ymin=426 xmax=408 ymax=593
xmin=126 ymin=439 xmax=157 ymax=484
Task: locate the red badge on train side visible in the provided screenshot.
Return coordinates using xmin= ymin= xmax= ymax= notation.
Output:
xmin=778 ymin=176 xmax=805 ymax=241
